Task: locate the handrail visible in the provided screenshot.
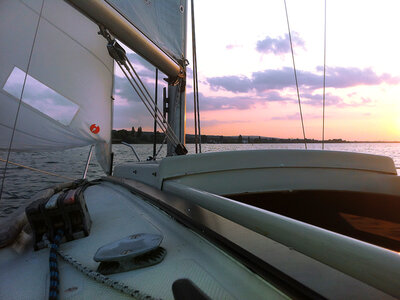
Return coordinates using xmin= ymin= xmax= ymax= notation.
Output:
xmin=163 ymin=181 xmax=400 ymax=298
xmin=121 ymin=142 xmax=140 ymax=161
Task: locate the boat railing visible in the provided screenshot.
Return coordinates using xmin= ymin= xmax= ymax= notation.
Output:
xmin=163 ymin=181 xmax=400 ymax=298
xmin=121 ymin=142 xmax=140 ymax=162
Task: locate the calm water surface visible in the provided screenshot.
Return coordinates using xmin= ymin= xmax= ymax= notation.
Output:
xmin=1 ymin=143 xmax=400 ymax=219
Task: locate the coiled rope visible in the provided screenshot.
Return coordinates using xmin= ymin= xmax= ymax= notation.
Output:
xmin=43 ymin=234 xmax=159 ymax=300
xmin=48 ymin=229 xmax=64 ymax=300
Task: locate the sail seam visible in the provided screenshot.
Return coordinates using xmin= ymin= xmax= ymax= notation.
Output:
xmin=0 ymin=122 xmax=92 ymax=148
xmin=19 ymin=1 xmax=113 ymax=74
xmin=41 ymin=17 xmax=113 ymax=74
xmin=104 ymin=0 xmax=181 ymax=65
xmin=0 ymin=0 xmax=45 ymax=201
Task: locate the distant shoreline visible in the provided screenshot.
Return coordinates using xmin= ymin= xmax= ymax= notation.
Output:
xmin=112 ymin=141 xmax=400 ymax=144
xmin=111 ymin=129 xmax=400 ymax=144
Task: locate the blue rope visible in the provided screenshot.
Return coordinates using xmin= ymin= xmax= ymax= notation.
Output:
xmin=49 ymin=229 xmax=63 ymax=300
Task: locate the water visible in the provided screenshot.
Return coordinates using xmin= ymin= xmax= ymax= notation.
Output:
xmin=1 ymin=143 xmax=400 ymax=219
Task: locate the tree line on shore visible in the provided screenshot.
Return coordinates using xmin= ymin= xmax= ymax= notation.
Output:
xmin=112 ymin=127 xmax=348 ymax=144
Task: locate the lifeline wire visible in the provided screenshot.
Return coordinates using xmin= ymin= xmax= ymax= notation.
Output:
xmin=283 ymin=0 xmax=307 ymax=149
xmin=322 ymin=0 xmax=327 ymax=150
xmin=0 ymin=0 xmax=45 ymax=201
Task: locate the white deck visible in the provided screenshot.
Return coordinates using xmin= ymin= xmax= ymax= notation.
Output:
xmin=0 ymin=181 xmax=287 ymax=299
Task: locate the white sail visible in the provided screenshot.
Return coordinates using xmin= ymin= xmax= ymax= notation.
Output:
xmin=0 ymin=0 xmax=114 ymax=173
xmin=66 ymin=0 xmax=186 ymax=79
xmin=105 ymin=0 xmax=187 ymax=62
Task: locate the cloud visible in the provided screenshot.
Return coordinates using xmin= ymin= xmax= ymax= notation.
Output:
xmin=114 ymin=53 xmax=169 ymax=104
xmin=187 ymin=118 xmax=247 ymax=127
xmin=207 ymin=67 xmax=400 ymax=94
xmin=337 ymin=97 xmax=374 ymax=108
xmin=126 ymin=53 xmax=156 ymax=78
xmin=208 ymin=76 xmax=252 ymax=93
xmin=318 ymin=66 xmax=400 ymax=88
xmin=186 ymin=92 xmax=255 ymax=112
xmin=256 ymin=32 xmax=305 ymax=55
xmin=300 ymin=92 xmax=342 ymax=106
xmin=112 ymin=53 xmax=169 ymax=129
xmin=226 ymin=44 xmax=242 ymax=50
xmin=270 ymin=113 xmax=301 ymax=120
xmin=270 ymin=113 xmax=320 ymax=120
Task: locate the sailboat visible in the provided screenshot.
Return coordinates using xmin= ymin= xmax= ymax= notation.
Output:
xmin=1 ymin=0 xmax=400 ymax=299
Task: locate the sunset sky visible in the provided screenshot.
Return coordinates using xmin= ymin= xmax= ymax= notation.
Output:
xmin=113 ymin=0 xmax=400 ymax=141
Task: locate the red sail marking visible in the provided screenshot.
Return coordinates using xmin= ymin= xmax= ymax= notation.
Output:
xmin=90 ymin=124 xmax=100 ymax=134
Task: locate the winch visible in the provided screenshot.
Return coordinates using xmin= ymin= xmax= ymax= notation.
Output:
xmin=26 ymin=183 xmax=91 ymax=250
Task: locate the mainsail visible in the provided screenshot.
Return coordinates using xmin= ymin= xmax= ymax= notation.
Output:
xmin=0 ymin=0 xmax=114 ymax=173
xmin=67 ymin=0 xmax=186 ymax=80
xmin=105 ymin=0 xmax=186 ymax=63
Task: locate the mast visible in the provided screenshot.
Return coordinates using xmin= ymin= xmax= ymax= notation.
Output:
xmin=167 ymin=84 xmax=186 ymax=155
xmin=167 ymin=0 xmax=188 ymax=156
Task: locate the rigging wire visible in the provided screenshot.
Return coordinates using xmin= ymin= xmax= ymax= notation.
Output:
xmin=322 ymin=0 xmax=327 ymax=150
xmin=153 ymin=68 xmax=158 ymax=158
xmin=283 ymin=0 xmax=307 ymax=149
xmin=116 ymin=60 xmax=180 ymax=148
xmin=123 ymin=59 xmax=183 ymax=148
xmin=191 ymin=0 xmax=202 ymax=153
xmin=0 ymin=0 xmax=45 ymax=202
xmin=0 ymin=158 xmax=75 ymax=181
xmin=100 ymin=29 xmax=186 ymax=155
xmin=191 ymin=0 xmax=198 ymax=153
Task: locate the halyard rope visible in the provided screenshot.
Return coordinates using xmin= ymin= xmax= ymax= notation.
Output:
xmin=0 ymin=0 xmax=45 ymax=201
xmin=191 ymin=0 xmax=202 ymax=153
xmin=322 ymin=0 xmax=327 ymax=150
xmin=191 ymin=0 xmax=198 ymax=153
xmin=283 ymin=0 xmax=307 ymax=150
